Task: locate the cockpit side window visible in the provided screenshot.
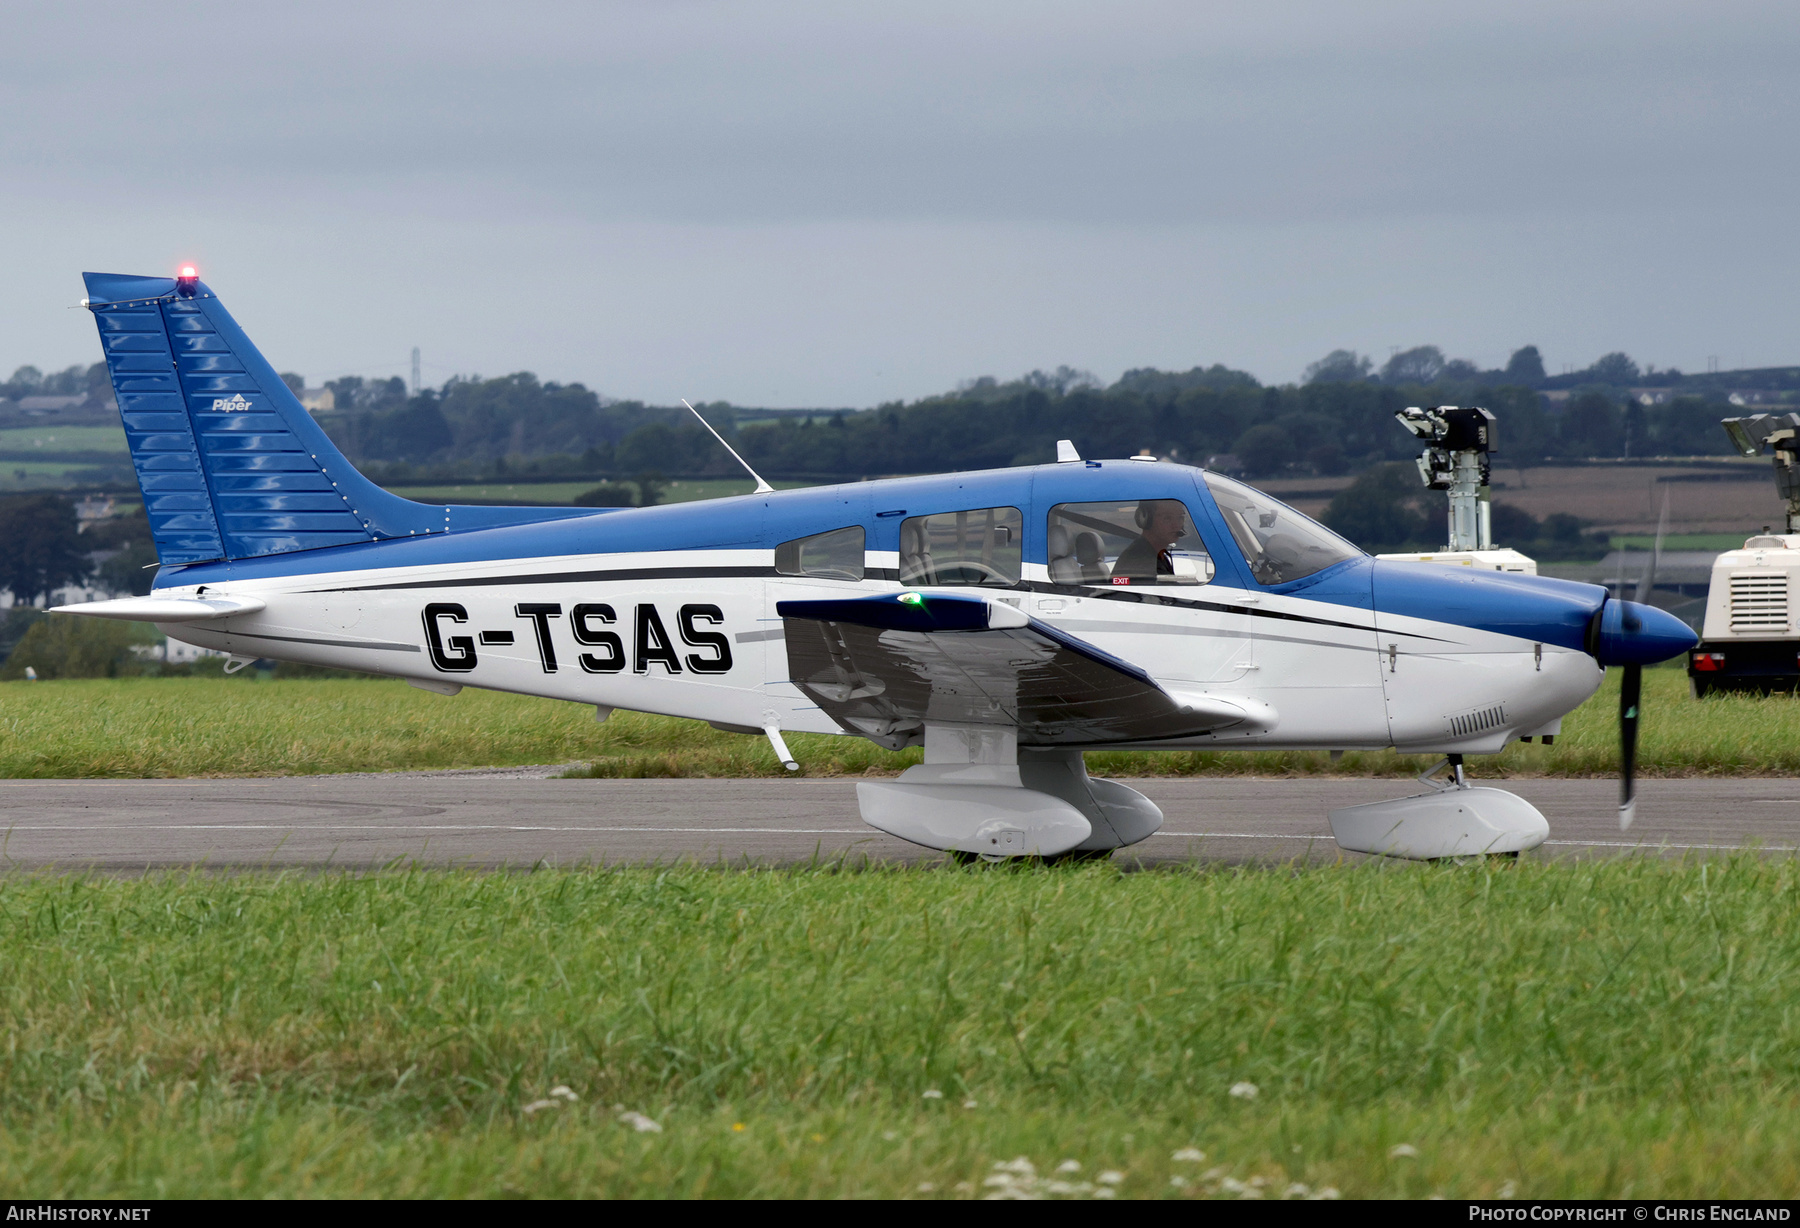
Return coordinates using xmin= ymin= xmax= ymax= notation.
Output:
xmin=1202 ymin=472 xmax=1361 ymax=585
xmin=1046 ymin=500 xmax=1214 ymax=586
xmin=775 ymin=525 xmax=865 ymax=581
xmin=898 ymin=507 xmax=1023 ymax=586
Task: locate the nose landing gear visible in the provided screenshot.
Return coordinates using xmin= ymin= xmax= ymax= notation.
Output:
xmin=1327 ymin=754 xmax=1549 ymax=860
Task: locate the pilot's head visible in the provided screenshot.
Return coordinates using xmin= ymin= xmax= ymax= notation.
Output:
xmin=1134 ymin=499 xmax=1186 ymax=549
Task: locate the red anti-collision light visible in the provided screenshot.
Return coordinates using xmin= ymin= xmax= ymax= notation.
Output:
xmin=176 ymin=266 xmax=199 ymax=297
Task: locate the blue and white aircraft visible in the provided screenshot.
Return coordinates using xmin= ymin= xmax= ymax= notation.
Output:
xmin=57 ymin=270 xmax=1697 ymax=860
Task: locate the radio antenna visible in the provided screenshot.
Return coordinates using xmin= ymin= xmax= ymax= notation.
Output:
xmin=683 ymin=398 xmax=774 ymax=494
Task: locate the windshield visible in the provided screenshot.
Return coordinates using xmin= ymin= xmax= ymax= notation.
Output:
xmin=1203 ymin=472 xmax=1362 ymax=585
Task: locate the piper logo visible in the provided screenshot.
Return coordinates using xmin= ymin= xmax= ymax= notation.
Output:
xmin=211 ymin=394 xmax=252 ymax=412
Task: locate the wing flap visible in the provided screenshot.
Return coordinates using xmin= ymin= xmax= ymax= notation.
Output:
xmin=777 ymin=591 xmax=1271 ymax=746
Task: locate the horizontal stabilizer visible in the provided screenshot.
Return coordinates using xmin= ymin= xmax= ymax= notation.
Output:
xmin=777 ymin=591 xmax=1272 ymax=747
xmin=50 ymin=595 xmax=267 ymax=622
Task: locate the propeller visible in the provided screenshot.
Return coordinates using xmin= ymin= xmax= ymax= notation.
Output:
xmin=1618 ymin=493 xmax=1669 ymax=831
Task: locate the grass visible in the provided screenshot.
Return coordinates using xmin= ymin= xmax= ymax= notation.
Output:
xmin=2 ymin=858 xmax=1799 ymax=1197
xmin=1 ymin=665 xmax=1793 ymax=781
xmin=0 ymin=424 xmax=129 ymax=455
xmin=1611 ymin=533 xmax=1754 ymax=552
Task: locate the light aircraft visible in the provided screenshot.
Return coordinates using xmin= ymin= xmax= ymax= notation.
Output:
xmin=57 ymin=270 xmax=1697 ymax=861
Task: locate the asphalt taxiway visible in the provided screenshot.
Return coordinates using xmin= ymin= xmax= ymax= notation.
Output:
xmin=0 ymin=772 xmax=1795 ymax=870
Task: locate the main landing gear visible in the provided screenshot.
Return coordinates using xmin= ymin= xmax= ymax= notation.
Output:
xmin=856 ymin=726 xmax=1163 ymax=861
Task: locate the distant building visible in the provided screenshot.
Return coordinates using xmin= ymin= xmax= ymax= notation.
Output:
xmin=1630 ymin=388 xmax=1674 ymax=406
xmin=300 ymin=387 xmax=335 ymax=413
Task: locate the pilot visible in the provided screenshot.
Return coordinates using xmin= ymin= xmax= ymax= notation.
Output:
xmin=1112 ymin=499 xmax=1187 ymax=580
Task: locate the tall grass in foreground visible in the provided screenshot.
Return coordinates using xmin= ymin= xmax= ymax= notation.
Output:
xmin=2 ymin=666 xmax=1796 ymax=779
xmin=1 ymin=859 xmax=1798 ymax=1198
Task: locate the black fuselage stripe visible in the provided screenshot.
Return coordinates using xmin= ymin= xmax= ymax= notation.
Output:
xmin=299 ymin=562 xmax=1452 ymax=643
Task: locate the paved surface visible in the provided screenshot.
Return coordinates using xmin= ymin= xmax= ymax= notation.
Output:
xmin=1 ymin=771 xmax=1796 ymax=870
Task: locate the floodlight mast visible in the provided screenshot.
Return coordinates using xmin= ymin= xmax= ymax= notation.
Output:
xmin=1395 ymin=406 xmax=1497 ymax=551
xmin=1721 ymin=413 xmax=1800 ymax=533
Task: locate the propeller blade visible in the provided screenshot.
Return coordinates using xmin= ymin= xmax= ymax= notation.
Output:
xmin=1619 ymin=661 xmax=1642 ymax=830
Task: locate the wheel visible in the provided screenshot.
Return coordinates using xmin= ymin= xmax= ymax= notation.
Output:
xmin=947 ymin=848 xmax=1112 ymax=867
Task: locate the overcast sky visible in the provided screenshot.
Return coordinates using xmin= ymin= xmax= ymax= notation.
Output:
xmin=2 ymin=1 xmax=1795 ymax=405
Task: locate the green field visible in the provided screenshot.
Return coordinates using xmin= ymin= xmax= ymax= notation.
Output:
xmin=0 ymin=666 xmax=1792 ymax=780
xmin=387 ymin=477 xmax=816 ymax=506
xmin=0 ymin=424 xmax=128 ymax=455
xmin=1611 ymin=533 xmax=1753 ymax=552
xmin=1 ymin=858 xmax=1797 ymax=1197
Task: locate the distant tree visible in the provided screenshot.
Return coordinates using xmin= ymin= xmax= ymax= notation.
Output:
xmin=633 ymin=471 xmax=667 ymax=507
xmin=1542 ymin=512 xmax=1585 ymax=544
xmin=84 ymin=507 xmax=156 ymax=596
xmin=39 ymin=364 xmax=87 ymax=395
xmin=1439 ymin=358 xmax=1483 ymax=382
xmin=280 ymin=372 xmax=306 ymax=396
xmin=85 ymin=362 xmax=111 ymax=403
xmin=1306 ymin=443 xmax=1349 ymax=476
xmin=1020 ymin=366 xmax=1100 ymax=395
xmin=1303 ymin=350 xmax=1373 ymax=384
xmin=9 ymin=365 xmax=42 ymax=390
xmin=1488 ymin=501 xmax=1540 ymax=544
xmin=0 ymin=607 xmax=45 ymax=664
xmin=1232 ymin=424 xmax=1291 ymax=477
xmin=0 ymin=615 xmax=141 ymax=680
xmin=1557 ymin=392 xmax=1623 ymax=457
xmin=1505 ymin=346 xmax=1547 ymax=384
xmin=365 ymin=397 xmax=453 ymax=462
xmin=1380 ymin=346 xmax=1446 ymax=386
xmin=0 ymin=495 xmax=88 ymax=606
xmin=574 ymin=482 xmax=637 ymax=507
xmin=1322 ymin=462 xmax=1436 ymax=552
xmin=1111 ymin=365 xmax=1259 ymax=395
xmin=1585 ymin=352 xmax=1640 ymax=386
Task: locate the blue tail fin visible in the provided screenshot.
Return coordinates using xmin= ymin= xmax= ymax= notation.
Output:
xmin=84 ymin=271 xmax=592 ymax=567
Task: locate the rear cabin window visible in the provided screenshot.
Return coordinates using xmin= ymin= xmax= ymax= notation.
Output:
xmin=1047 ymin=500 xmax=1214 ymax=586
xmin=899 ymin=507 xmax=1023 ymax=586
xmin=775 ymin=525 xmax=865 ymax=581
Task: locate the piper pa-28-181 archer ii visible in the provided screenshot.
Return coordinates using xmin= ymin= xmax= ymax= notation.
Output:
xmin=57 ymin=270 xmax=1698 ymax=861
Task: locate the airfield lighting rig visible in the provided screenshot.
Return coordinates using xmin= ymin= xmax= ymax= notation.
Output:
xmin=1722 ymin=412 xmax=1800 ymax=534
xmin=1377 ymin=405 xmax=1535 ymax=574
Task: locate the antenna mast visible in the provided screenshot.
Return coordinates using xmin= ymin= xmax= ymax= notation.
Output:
xmin=682 ymin=399 xmax=774 ymax=495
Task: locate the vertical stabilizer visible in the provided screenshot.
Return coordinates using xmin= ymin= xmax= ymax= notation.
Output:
xmin=83 ymin=272 xmax=594 ymax=568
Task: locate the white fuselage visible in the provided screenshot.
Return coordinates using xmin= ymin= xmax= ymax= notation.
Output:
xmin=155 ymin=544 xmax=1603 ymax=757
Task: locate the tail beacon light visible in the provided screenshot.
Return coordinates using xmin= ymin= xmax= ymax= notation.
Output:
xmin=176 ymin=265 xmax=199 ymax=297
